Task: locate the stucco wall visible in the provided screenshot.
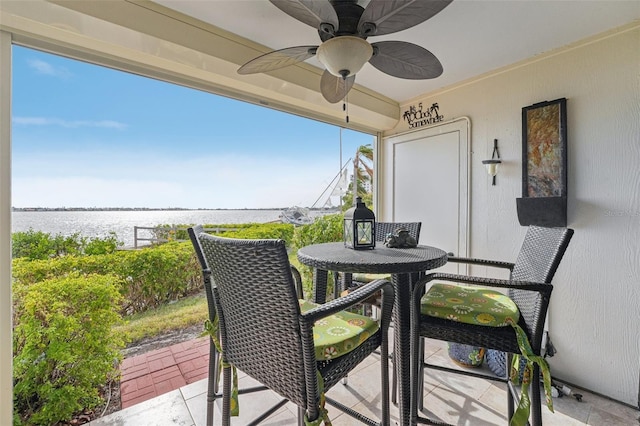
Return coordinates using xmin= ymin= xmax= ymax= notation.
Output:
xmin=382 ymin=25 xmax=640 ymax=406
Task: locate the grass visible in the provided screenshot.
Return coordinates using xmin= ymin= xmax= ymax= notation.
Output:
xmin=114 ymin=292 xmax=208 ymax=345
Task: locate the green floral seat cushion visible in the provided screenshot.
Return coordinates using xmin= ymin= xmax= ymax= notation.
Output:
xmin=421 ymin=283 xmax=519 ymax=326
xmin=299 ymin=300 xmax=380 ymax=360
xmin=421 ymin=283 xmax=555 ymax=426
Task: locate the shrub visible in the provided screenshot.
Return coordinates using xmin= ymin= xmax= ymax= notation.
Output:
xmin=13 ymin=273 xmax=124 ymax=426
xmin=113 ymin=242 xmax=201 ymax=314
xmin=219 ymin=223 xmax=294 ymax=244
xmin=291 ymin=214 xmax=343 ymax=251
xmin=291 ymin=214 xmax=344 ymax=298
xmin=83 ymin=232 xmax=122 ymax=255
xmin=12 ymin=242 xmax=201 ymax=316
xmin=11 ymin=223 xmax=292 ymax=317
xmin=150 ymin=223 xmax=294 ymax=247
xmin=11 ymin=229 xmax=59 ymax=260
xmin=49 ymin=232 xmax=85 ymax=257
xmin=150 ymin=222 xmax=257 ymax=243
xmin=11 ymin=229 xmax=123 ymax=259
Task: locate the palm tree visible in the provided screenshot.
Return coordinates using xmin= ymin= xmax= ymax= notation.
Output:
xmin=342 ymin=144 xmax=373 ymax=210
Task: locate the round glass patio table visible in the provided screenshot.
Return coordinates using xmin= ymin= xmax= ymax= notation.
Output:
xmin=297 ymin=242 xmax=448 ymax=426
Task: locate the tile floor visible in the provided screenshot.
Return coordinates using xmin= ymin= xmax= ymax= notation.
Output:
xmin=90 ymin=338 xmax=639 ymax=426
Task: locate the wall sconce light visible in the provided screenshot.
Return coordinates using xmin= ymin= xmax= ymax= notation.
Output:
xmin=482 ymin=139 xmax=502 ymax=185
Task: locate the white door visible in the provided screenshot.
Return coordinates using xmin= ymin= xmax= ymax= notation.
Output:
xmin=380 ymin=118 xmax=469 ymax=272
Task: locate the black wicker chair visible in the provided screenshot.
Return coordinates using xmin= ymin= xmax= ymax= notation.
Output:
xmin=375 ymin=221 xmax=422 ymax=247
xmin=337 ymin=221 xmax=422 ymax=298
xmin=190 ymin=225 xmax=306 ymax=426
xmin=189 ymin=226 xmax=394 ymax=426
xmin=337 ymin=222 xmax=421 ymax=402
xmin=188 ymin=226 xmax=222 ymax=426
xmin=410 ymin=225 xmax=573 ymax=426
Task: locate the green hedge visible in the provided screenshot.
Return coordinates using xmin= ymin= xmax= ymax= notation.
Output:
xmin=11 ymin=223 xmax=296 ymax=316
xmin=152 ymin=223 xmax=294 ymax=247
xmin=12 ymin=241 xmax=201 ymax=316
xmin=219 ymin=223 xmax=294 ymax=242
xmin=13 ymin=273 xmax=124 ymax=426
xmin=12 ymin=229 xmax=122 ymax=260
xmin=291 ymin=214 xmax=344 ymax=299
xmin=291 ymin=213 xmax=343 ymax=251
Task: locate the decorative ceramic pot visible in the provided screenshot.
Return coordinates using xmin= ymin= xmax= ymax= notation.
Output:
xmin=486 ymin=349 xmax=527 ymax=380
xmin=447 ymin=342 xmax=485 ymax=368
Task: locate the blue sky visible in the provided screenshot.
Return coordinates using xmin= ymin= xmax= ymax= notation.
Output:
xmin=11 ymin=45 xmax=373 ymax=209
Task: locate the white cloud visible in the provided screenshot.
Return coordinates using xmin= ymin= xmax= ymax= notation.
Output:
xmin=12 ymin=116 xmax=127 ymax=130
xmin=27 ymin=59 xmax=71 ymax=78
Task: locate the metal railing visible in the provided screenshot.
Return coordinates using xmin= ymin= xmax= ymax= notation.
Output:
xmin=133 ymin=226 xmax=238 ymax=248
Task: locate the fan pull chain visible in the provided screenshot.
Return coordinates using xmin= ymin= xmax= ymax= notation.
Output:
xmin=343 ymin=98 xmax=349 ymax=123
xmin=343 ymin=77 xmax=349 ymax=123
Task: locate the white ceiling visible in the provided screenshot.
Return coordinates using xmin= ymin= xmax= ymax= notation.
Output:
xmin=154 ymin=0 xmax=640 ymax=103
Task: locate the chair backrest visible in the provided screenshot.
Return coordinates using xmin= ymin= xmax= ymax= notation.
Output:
xmin=375 ymin=222 xmax=422 ymax=243
xmin=188 ymin=225 xmax=217 ymax=327
xmin=509 ymin=225 xmax=574 ymax=348
xmin=191 ymin=230 xmax=309 ymax=407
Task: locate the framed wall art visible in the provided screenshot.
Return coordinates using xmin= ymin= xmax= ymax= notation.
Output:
xmin=516 ymin=98 xmax=568 ymax=226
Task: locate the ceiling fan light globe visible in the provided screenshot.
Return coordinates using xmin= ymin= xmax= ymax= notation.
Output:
xmin=317 ymin=36 xmax=373 ymax=78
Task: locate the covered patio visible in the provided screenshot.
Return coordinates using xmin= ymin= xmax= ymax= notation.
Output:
xmin=87 ymin=337 xmax=638 ymax=425
xmin=1 ymin=1 xmax=639 ymax=425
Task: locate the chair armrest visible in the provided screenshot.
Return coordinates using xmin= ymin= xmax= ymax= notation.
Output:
xmin=301 ymin=279 xmax=394 ymax=325
xmin=447 ymin=256 xmax=515 ymax=271
xmin=411 ymin=272 xmax=552 ymax=302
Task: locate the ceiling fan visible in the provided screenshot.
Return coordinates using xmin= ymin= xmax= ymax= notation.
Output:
xmin=238 ymin=0 xmax=453 ymax=104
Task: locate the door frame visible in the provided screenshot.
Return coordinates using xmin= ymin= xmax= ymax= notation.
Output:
xmin=378 ymin=117 xmax=470 ymax=259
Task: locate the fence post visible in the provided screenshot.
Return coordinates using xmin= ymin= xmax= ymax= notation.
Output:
xmin=134 ymin=226 xmax=138 ymax=249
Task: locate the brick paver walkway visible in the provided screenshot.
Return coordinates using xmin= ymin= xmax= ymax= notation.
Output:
xmin=119 ymin=337 xmax=210 ymax=408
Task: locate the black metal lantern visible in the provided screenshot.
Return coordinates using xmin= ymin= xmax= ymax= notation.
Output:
xmin=343 ymin=197 xmax=376 ymax=250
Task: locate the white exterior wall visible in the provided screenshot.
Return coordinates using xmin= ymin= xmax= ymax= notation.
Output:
xmin=381 ymin=25 xmax=640 ymax=407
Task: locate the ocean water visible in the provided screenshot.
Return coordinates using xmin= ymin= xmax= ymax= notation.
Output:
xmin=11 ymin=210 xmax=286 ymax=248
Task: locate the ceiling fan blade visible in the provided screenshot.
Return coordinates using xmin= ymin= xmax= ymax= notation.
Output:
xmin=320 ymin=69 xmax=355 ymax=103
xmin=238 ymin=46 xmax=317 ymax=75
xmin=369 ymin=41 xmax=443 ymax=79
xmin=358 ymin=0 xmax=453 ymax=36
xmin=269 ymin=0 xmax=339 ymax=33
